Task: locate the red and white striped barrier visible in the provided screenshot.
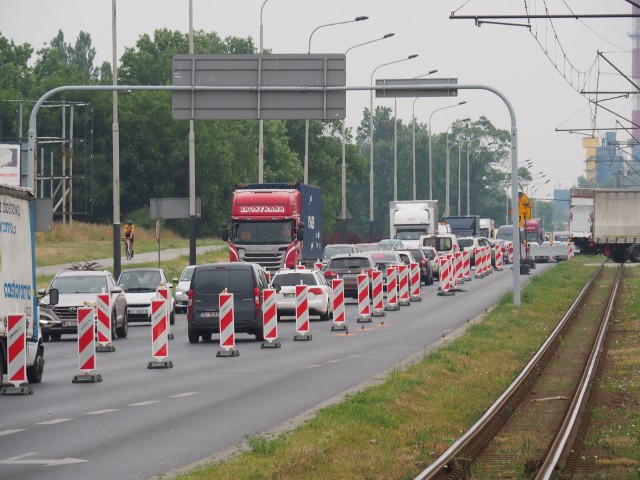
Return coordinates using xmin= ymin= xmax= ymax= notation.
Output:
xmin=331 ymin=279 xmax=348 ymax=331
xmin=398 ymin=264 xmax=410 ymax=306
xmin=409 ymin=262 xmax=421 ymax=302
xmin=454 ymin=251 xmax=464 ymax=286
xmin=494 ymin=245 xmax=503 ymax=270
xmin=3 ymin=314 xmax=29 ymax=394
xmin=156 ymin=286 xmax=174 ymax=339
xmin=148 ymin=299 xmax=173 ymax=368
xmin=314 ymin=259 xmax=323 ymax=270
xmin=385 ymin=266 xmax=400 ymax=310
xmin=474 ymin=248 xmax=484 ymax=278
xmin=463 ymin=249 xmax=471 ymax=281
xmin=437 ymin=256 xmax=454 ymax=296
xmin=95 ymin=293 xmax=114 ymax=351
xmin=72 ymin=307 xmax=102 ymax=383
xmin=485 ymin=246 xmax=493 ymax=274
xmin=356 ymin=273 xmax=372 ymax=322
xmin=371 ymin=270 xmax=385 ymax=316
xmin=217 ymin=291 xmax=239 ymax=356
xmin=293 ymin=284 xmax=312 ymax=340
xmin=568 ymin=242 xmax=574 ymax=258
xmin=508 ymin=243 xmax=514 ymax=263
xmin=261 ymin=289 xmax=280 ymax=347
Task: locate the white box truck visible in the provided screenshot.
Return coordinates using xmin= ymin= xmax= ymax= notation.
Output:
xmin=389 ymin=200 xmax=439 ymax=248
xmin=569 ymin=187 xmax=596 ymax=254
xmin=592 ymin=188 xmax=640 ymax=263
xmin=0 ymin=185 xmax=50 ymax=387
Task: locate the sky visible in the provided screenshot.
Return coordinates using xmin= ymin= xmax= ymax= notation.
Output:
xmin=1 ymin=0 xmax=635 ymax=200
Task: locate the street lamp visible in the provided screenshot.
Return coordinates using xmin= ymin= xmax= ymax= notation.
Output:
xmin=411 ymin=69 xmax=438 ymax=200
xmin=305 ymin=15 xmax=368 ymax=184
xmin=428 ymin=101 xmax=466 ymax=200
xmin=445 ymin=118 xmax=470 ymax=216
xmin=369 ymin=54 xmax=419 ymax=240
xmin=258 ymin=0 xmax=270 ymax=183
xmin=339 ymin=33 xmax=395 ymax=242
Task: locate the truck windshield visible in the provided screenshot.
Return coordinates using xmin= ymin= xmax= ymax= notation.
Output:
xmin=233 ymin=221 xmax=292 ymax=245
xmin=395 ymin=230 xmax=423 ymax=240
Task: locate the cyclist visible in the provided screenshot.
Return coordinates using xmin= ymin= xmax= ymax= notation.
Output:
xmin=123 ymin=220 xmax=135 ymax=257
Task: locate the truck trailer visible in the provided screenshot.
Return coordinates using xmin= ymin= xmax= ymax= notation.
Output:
xmin=569 ymin=187 xmax=597 ymax=254
xmin=389 ymin=200 xmax=439 ymax=248
xmin=479 ymin=218 xmax=495 ymax=239
xmin=592 ymin=188 xmax=640 ymax=263
xmin=441 ymin=215 xmax=480 ymax=237
xmin=0 ymin=185 xmax=47 ymax=388
xmin=224 ymin=183 xmax=323 ymax=272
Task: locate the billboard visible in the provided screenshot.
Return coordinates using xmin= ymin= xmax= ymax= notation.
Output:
xmin=0 ymin=144 xmax=20 ymax=187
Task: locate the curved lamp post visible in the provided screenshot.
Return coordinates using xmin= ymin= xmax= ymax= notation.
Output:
xmin=410 ymin=69 xmax=438 ymax=200
xmin=428 ymin=101 xmax=466 ymax=200
xmin=305 ymin=16 xmax=368 ymax=184
xmin=445 ymin=118 xmax=470 ymax=216
xmin=369 ymin=54 xmax=419 ymax=240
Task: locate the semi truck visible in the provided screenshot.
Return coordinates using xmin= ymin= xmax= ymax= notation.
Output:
xmin=223 ymin=183 xmax=323 ymax=273
xmin=441 ymin=215 xmax=480 ymax=237
xmin=389 ymin=200 xmax=439 ymax=248
xmin=592 ymin=188 xmax=640 ymax=263
xmin=569 ymin=187 xmax=597 ymax=254
xmin=479 ymin=218 xmax=495 ymax=239
xmin=524 ymin=218 xmax=544 ymax=244
xmin=1 ymin=185 xmax=50 ymax=388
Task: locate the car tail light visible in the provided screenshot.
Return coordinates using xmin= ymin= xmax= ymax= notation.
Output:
xmin=308 ymin=287 xmax=323 ymax=295
xmin=187 ymin=289 xmax=194 ymax=321
xmin=420 ymin=258 xmax=428 ymax=266
xmin=324 ymin=271 xmax=336 ymax=278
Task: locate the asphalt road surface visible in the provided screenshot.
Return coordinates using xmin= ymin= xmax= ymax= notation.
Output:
xmin=0 ymin=263 xmax=554 ymax=480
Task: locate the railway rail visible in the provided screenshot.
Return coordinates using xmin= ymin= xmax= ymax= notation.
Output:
xmin=415 ymin=262 xmax=624 ymax=480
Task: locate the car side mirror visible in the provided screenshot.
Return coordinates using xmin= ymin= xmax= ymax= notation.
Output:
xmin=271 ymin=283 xmax=282 ymax=292
xmin=221 ymin=228 xmax=229 ymax=242
xmin=49 ymin=288 xmax=59 ymax=306
xmin=297 ymin=227 xmax=304 ymax=241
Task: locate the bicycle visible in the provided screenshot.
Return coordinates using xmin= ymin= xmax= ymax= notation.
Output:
xmin=123 ymin=236 xmax=133 ymax=260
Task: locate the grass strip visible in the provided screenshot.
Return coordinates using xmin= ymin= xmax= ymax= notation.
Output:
xmin=173 ymin=259 xmax=600 ymax=480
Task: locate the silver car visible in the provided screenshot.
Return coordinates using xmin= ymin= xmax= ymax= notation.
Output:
xmin=173 ymin=265 xmax=196 ymax=313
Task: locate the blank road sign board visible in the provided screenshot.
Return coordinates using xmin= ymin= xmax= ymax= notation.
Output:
xmin=375 ymin=78 xmax=458 ymax=98
xmin=172 ymin=54 xmax=346 ymax=120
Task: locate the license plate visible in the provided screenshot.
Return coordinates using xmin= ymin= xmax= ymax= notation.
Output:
xmin=63 ymin=320 xmax=77 ymax=328
xmin=283 ymin=293 xmax=295 ymax=298
xmin=130 ymin=308 xmax=148 ymax=315
xmin=201 ymin=311 xmax=219 ymax=318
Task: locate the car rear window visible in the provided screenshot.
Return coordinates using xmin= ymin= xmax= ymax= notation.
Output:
xmin=458 ymin=239 xmax=474 ymax=248
xmin=271 ymin=272 xmax=317 ymax=286
xmin=194 ymin=269 xmax=252 ymax=295
xmin=323 ymin=246 xmax=354 ymax=258
xmin=328 ymin=257 xmax=371 ymax=270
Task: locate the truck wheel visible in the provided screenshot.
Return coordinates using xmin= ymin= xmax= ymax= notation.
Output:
xmin=26 ymin=346 xmax=44 ymax=384
xmin=319 ymin=305 xmax=330 ymax=321
xmin=188 ymin=327 xmax=199 ymax=344
xmin=611 ymin=248 xmax=628 ymax=264
xmin=630 ymin=244 xmax=640 ymax=263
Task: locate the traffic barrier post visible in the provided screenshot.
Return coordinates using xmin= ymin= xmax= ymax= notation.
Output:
xmin=451 ymin=252 xmax=466 ymax=293
xmin=463 ymin=249 xmax=471 ymax=281
xmin=261 ymin=289 xmax=281 ymax=348
xmin=314 ymin=259 xmax=323 ymax=270
xmin=495 ymin=245 xmax=503 ymax=271
xmin=331 ymin=278 xmax=348 ymax=332
xmin=156 ymin=286 xmax=174 ymax=340
xmin=409 ymin=262 xmax=421 ymax=302
xmin=568 ymin=242 xmax=574 ymax=258
xmin=371 ymin=270 xmax=386 ymax=316
xmin=72 ymin=307 xmax=102 ymax=383
xmin=484 ymin=246 xmax=493 ymax=275
xmin=356 ymin=272 xmax=372 ymax=323
xmin=217 ymin=291 xmax=239 ymax=356
xmin=294 ymin=283 xmax=312 ymax=340
xmin=508 ymin=243 xmax=514 ymax=263
xmin=1 ymin=314 xmax=32 ymax=395
xmin=398 ymin=264 xmax=410 ymax=306
xmin=148 ymin=299 xmax=173 ymax=368
xmin=385 ymin=266 xmax=400 ymax=310
xmin=437 ymin=256 xmax=454 ymax=296
xmin=95 ymin=293 xmax=115 ymax=352
xmin=474 ymin=248 xmax=484 ymax=279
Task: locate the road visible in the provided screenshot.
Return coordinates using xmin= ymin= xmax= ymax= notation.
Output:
xmin=0 ymin=263 xmax=554 ymax=480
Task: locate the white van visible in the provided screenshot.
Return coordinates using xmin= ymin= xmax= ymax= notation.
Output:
xmin=419 ymin=234 xmax=459 ymax=256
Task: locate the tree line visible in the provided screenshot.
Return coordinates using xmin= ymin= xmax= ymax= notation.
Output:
xmin=0 ymin=28 xmax=526 ymax=241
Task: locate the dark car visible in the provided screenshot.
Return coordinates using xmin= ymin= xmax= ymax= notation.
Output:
xmin=323 ymin=253 xmax=376 ymax=298
xmin=187 ymin=262 xmax=270 ymax=343
xmin=406 ymin=248 xmax=434 ymax=285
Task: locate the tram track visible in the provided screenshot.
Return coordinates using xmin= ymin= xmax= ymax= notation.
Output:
xmin=415 ymin=262 xmax=625 ymax=480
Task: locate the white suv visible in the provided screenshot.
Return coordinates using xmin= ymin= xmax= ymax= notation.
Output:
xmin=457 ymin=236 xmax=495 ymax=267
xmin=38 ymin=270 xmax=128 ymax=342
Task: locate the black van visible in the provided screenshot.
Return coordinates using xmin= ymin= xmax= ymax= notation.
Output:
xmin=187 ymin=262 xmax=270 ymax=343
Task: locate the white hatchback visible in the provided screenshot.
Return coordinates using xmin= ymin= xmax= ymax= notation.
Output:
xmin=270 ymin=267 xmax=332 ymax=320
xmin=118 ymin=268 xmax=175 ymax=325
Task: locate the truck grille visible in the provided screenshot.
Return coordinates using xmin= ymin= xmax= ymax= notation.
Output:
xmin=243 ymin=251 xmax=285 ymax=273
